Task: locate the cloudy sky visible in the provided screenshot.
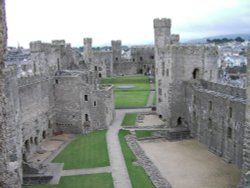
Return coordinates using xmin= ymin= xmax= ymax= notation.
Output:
xmin=6 ymin=0 xmax=250 ymax=48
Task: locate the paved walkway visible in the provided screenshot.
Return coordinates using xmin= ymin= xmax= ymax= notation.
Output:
xmin=107 ymin=108 xmax=151 ymax=188
xmin=146 ymin=82 xmax=155 ymax=107
xmin=61 ymin=166 xmax=111 ymax=176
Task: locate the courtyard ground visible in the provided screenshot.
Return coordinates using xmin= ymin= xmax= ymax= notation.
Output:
xmin=139 ymin=139 xmax=241 ymax=188
xmin=101 ymin=75 xmax=151 ymax=108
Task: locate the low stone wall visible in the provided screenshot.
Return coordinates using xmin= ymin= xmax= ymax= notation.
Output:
xmin=125 ymin=135 xmax=171 ymax=188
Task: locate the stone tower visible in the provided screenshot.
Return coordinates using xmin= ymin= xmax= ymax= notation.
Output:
xmin=154 ymin=18 xmax=218 ymax=127
xmin=0 ymin=0 xmax=22 ymax=187
xmin=240 ymin=45 xmax=250 ymax=187
xmin=83 ymin=38 xmax=93 ymax=65
xmin=153 ymin=18 xmax=171 ymax=48
xmin=111 ymin=40 xmax=122 ymax=64
xmin=154 ymin=18 xmax=173 ymax=125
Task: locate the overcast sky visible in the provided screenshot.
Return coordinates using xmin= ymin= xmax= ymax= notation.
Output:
xmin=6 ymin=0 xmax=250 ymax=48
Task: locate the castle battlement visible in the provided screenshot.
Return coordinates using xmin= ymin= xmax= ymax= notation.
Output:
xmin=30 ymin=40 xmax=69 ymax=53
xmin=168 ymin=44 xmax=218 ymax=58
xmin=52 ymin=40 xmax=66 ymax=46
xmin=111 ymin=40 xmax=121 ymax=45
xmin=171 ymin=34 xmax=180 ymax=44
xmin=84 ymin=38 xmax=92 ymax=45
xmin=153 ymin=18 xmax=171 ymax=28
xmin=17 ymin=74 xmax=51 ymax=88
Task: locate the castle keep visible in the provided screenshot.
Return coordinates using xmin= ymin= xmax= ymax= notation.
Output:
xmin=0 ymin=0 xmax=249 ymax=186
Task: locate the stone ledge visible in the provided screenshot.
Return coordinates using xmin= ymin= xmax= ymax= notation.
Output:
xmin=125 ymin=134 xmax=171 ymax=188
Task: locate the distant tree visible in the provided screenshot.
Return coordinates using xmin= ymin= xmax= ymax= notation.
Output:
xmin=235 ymin=36 xmax=244 ymax=42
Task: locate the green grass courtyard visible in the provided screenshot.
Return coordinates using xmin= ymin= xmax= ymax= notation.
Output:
xmin=22 ymin=173 xmax=114 ymax=188
xmin=101 ymin=75 xmax=150 ymax=108
xmin=52 ymin=130 xmax=109 ymax=170
xmin=122 ymin=113 xmax=137 ymax=126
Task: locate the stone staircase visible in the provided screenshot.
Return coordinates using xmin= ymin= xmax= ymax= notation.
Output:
xmin=164 ymin=127 xmax=191 ymax=140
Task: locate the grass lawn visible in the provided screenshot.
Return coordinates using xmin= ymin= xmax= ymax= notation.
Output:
xmin=22 ymin=173 xmax=114 ymax=188
xmin=101 ymin=75 xmax=150 ymax=108
xmin=122 ymin=113 xmax=137 ymax=126
xmin=52 ymin=130 xmax=109 ymax=170
xmin=119 ymin=130 xmax=154 ymax=188
xmin=135 ymin=130 xmax=156 ymax=139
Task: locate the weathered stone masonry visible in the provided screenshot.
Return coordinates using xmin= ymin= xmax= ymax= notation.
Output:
xmin=0 ymin=0 xmax=22 ymax=187
xmin=154 ymin=18 xmax=250 ymax=187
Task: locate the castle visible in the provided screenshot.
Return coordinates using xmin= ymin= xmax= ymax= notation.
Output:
xmin=153 ymin=18 xmax=250 ymax=187
xmin=0 ymin=0 xmax=250 ymax=187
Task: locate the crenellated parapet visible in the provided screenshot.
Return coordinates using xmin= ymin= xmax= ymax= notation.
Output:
xmin=17 ymin=74 xmax=50 ymax=87
xmin=204 ymin=45 xmax=218 ymax=57
xmin=153 ymin=18 xmax=171 ymax=28
xmin=52 ymin=40 xmax=66 ymax=46
xmin=84 ymin=38 xmax=92 ymax=45
xmin=171 ymin=34 xmax=180 ymax=44
xmin=111 ymin=40 xmax=121 ymax=46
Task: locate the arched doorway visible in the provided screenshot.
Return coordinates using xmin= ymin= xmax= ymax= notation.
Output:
xmin=192 ymin=68 xmax=199 ymax=79
xmin=177 ymin=117 xmax=182 ymax=126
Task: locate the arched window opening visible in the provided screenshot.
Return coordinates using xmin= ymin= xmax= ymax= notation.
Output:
xmin=42 ymin=131 xmax=46 ymax=139
xmin=34 ymin=137 xmax=38 ymax=145
xmin=25 ymin=140 xmax=30 ymax=152
xmin=85 ymin=114 xmax=89 ymax=121
xmin=208 ymin=118 xmax=212 ymax=130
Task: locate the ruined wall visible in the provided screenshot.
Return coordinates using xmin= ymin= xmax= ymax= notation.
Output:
xmin=113 ymin=62 xmax=138 ymax=75
xmin=240 ymin=45 xmax=250 ymax=187
xmin=54 ymin=75 xmax=82 ymax=133
xmin=54 ymin=71 xmax=114 ymax=134
xmin=131 ymin=46 xmax=155 ymax=75
xmin=18 ymin=41 xmax=78 ymax=160
xmin=30 ymin=41 xmax=78 ymax=76
xmin=93 ymin=51 xmax=113 ymax=78
xmin=0 ymin=0 xmax=22 ymax=187
xmin=185 ymin=80 xmax=245 ymax=168
xmin=19 ymin=75 xmax=56 ymax=160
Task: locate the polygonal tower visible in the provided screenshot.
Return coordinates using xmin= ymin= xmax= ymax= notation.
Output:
xmin=153 ymin=18 xmax=171 ymax=48
xmin=83 ymin=38 xmax=93 ymax=64
xmin=111 ymin=40 xmax=122 ymax=64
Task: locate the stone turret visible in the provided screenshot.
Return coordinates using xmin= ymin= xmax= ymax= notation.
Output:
xmin=111 ymin=40 xmax=121 ymax=64
xmin=83 ymin=38 xmax=93 ymax=64
xmin=154 ymin=18 xmax=171 ymax=47
xmin=171 ymin=34 xmax=180 ymax=44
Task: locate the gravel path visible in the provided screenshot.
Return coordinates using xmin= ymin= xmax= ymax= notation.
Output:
xmin=107 ymin=108 xmax=151 ymax=188
xmin=146 ymin=82 xmax=155 ymax=107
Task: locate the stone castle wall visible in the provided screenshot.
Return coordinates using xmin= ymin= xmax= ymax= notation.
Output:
xmin=185 ymin=80 xmax=245 ymax=168
xmin=154 ymin=18 xmax=250 ymax=187
xmin=0 ymin=0 xmax=22 ymax=187
xmin=240 ymin=45 xmax=250 ymax=187
xmin=54 ymin=71 xmax=114 ymax=134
